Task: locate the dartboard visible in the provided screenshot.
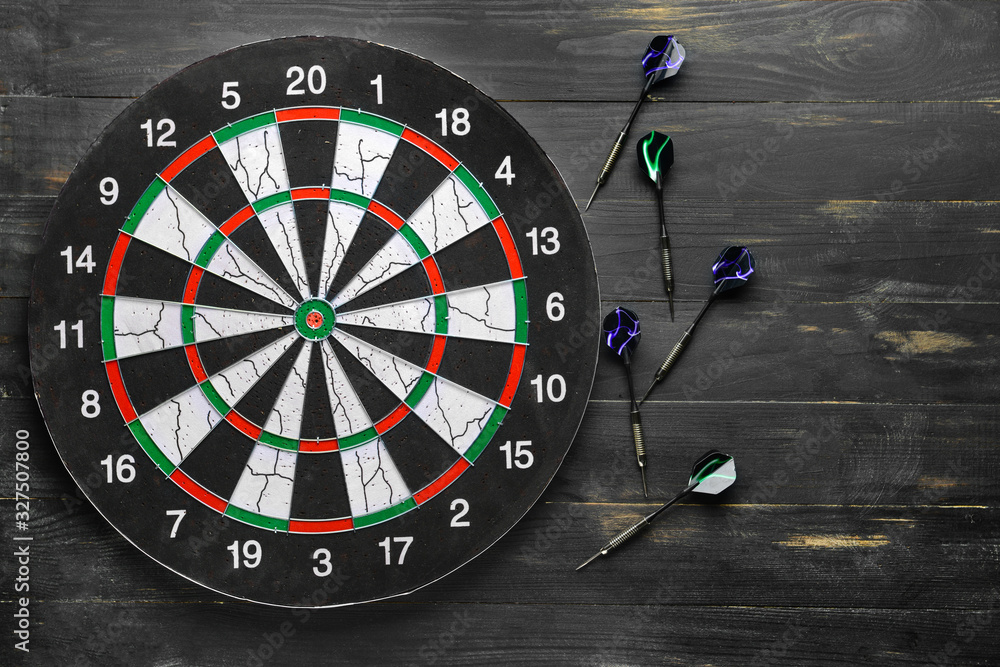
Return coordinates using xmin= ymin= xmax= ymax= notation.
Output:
xmin=28 ymin=37 xmax=599 ymax=607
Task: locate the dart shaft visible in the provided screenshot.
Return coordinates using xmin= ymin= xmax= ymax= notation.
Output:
xmin=655 ymin=330 xmax=691 ymax=382
xmin=605 ymin=516 xmax=651 ymax=554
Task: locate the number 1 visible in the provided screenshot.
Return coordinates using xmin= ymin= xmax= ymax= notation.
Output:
xmin=370 ymin=74 xmax=383 ymax=104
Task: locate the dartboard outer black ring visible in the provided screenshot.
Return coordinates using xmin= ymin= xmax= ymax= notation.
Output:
xmin=29 ymin=36 xmax=600 ymax=607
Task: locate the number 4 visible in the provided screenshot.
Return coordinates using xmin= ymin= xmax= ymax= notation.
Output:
xmin=495 ymin=155 xmax=515 ymax=185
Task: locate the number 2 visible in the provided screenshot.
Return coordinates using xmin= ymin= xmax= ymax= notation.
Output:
xmin=450 ymin=499 xmax=470 ymax=527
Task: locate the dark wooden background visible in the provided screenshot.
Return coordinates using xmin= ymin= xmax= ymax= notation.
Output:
xmin=2 ymin=1 xmax=999 ymax=664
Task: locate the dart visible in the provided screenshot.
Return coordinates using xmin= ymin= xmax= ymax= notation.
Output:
xmin=576 ymin=450 xmax=737 ymax=571
xmin=584 ymin=35 xmax=686 ymax=211
xmin=640 ymin=246 xmax=755 ymax=404
xmin=637 ymin=131 xmax=676 ymax=320
xmin=602 ymin=307 xmax=649 ymax=497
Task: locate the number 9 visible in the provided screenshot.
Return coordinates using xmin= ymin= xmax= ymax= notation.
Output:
xmin=99 ymin=177 xmax=118 ymax=205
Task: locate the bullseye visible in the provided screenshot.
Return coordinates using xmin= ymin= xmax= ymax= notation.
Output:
xmin=306 ymin=310 xmax=324 ymax=329
xmin=294 ymin=299 xmax=336 ymax=340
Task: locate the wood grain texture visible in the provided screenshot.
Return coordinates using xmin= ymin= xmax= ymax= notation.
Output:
xmin=1 ymin=0 xmax=998 ymax=664
xmin=2 ymin=0 xmax=999 ymax=102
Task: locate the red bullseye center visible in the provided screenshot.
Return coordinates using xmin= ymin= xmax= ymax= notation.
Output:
xmin=306 ymin=310 xmax=324 ymax=329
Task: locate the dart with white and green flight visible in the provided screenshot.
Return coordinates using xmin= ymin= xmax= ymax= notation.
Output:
xmin=637 ymin=130 xmax=676 ymax=320
xmin=576 ymin=450 xmax=737 ymax=571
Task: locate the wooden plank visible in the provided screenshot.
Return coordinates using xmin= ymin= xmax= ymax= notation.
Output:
xmin=2 ymin=97 xmax=996 ymax=201
xmin=4 ymin=294 xmax=999 ymax=404
xmin=5 ymin=195 xmax=1000 ymax=303
xmin=1 ymin=497 xmax=997 ymax=609
xmin=2 ymin=1 xmax=999 ymax=102
xmin=3 ymin=600 xmax=999 ymax=666
xmin=3 ymin=396 xmax=997 ymax=505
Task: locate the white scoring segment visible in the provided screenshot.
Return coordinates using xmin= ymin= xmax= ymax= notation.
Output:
xmin=331 ymin=233 xmax=421 ymax=308
xmin=216 ymin=124 xmax=290 ymax=202
xmin=228 ymin=443 xmax=298 ymax=520
xmin=138 ymin=384 xmax=224 ymax=465
xmin=208 ymin=333 xmax=299 ymax=409
xmin=444 ymin=281 xmax=518 ymax=343
xmin=130 ymin=184 xmax=217 ymax=264
xmin=330 ymin=329 xmax=423 ymax=401
xmin=255 ymin=202 xmax=311 ymax=300
xmin=406 ymin=174 xmax=492 ymax=255
xmin=260 ymin=342 xmax=313 ymax=441
xmin=112 ymin=297 xmax=185 ymax=358
xmin=191 ymin=305 xmax=292 ymax=344
xmin=204 ymin=238 xmax=298 ymax=310
xmin=336 ymin=280 xmax=519 ymax=343
xmin=318 ymin=201 xmax=366 ymax=297
xmin=340 ymin=438 xmax=409 ymax=517
xmin=336 ymin=296 xmax=437 ymax=335
xmin=412 ymin=376 xmax=496 ymax=456
xmin=330 ymin=122 xmax=399 ymax=198
xmin=319 ymin=340 xmax=374 ymax=437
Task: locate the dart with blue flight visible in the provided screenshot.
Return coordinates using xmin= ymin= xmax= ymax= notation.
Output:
xmin=637 ymin=131 xmax=676 ymax=320
xmin=641 ymin=246 xmax=756 ymax=403
xmin=577 ymin=450 xmax=738 ymax=570
xmin=585 ymin=35 xmax=686 ymax=210
xmin=603 ymin=307 xmax=649 ymax=497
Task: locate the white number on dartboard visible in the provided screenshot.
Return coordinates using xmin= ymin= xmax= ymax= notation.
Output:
xmin=227 ymin=540 xmax=262 ymax=569
xmin=450 ymin=499 xmax=471 ymax=527
xmin=53 ymin=319 xmax=83 ymax=349
xmin=530 ymin=374 xmax=566 ymax=402
xmin=370 ymin=74 xmax=383 ymax=104
xmin=140 ymin=118 xmax=177 ymax=147
xmin=100 ymin=454 xmax=135 ymax=483
xmin=286 ymin=65 xmax=326 ymax=95
xmin=546 ymin=292 xmax=565 ymax=321
xmin=495 ymin=155 xmax=515 ymax=185
xmin=435 ymin=107 xmax=470 ymax=136
xmin=221 ymin=81 xmax=241 ymax=109
xmin=80 ymin=390 xmax=101 ymax=418
xmin=526 ymin=227 xmax=559 ymax=255
xmin=60 ymin=245 xmax=96 ymax=273
xmin=98 ymin=178 xmax=118 ymax=205
xmin=166 ymin=509 xmax=186 ymax=538
xmin=379 ymin=536 xmax=414 ymax=565
xmin=311 ymin=548 xmax=334 ymax=577
xmin=499 ymin=440 xmax=534 ymax=469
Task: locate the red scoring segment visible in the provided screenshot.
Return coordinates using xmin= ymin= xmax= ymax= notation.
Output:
xmin=159 ymin=135 xmax=218 ymax=183
xmin=275 ymin=107 xmax=341 ymax=123
xmin=402 ymin=128 xmax=460 ymax=171
xmin=169 ymin=469 xmax=228 ymax=513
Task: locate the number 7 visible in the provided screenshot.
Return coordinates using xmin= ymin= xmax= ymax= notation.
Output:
xmin=166 ymin=509 xmax=187 ymax=538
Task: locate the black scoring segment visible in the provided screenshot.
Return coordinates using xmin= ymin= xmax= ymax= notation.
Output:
xmin=330 ymin=339 xmax=401 ymax=423
xmin=325 ymin=212 xmax=397 ymax=300
xmin=433 ymin=337 xmax=512 ymax=401
xmin=373 ymin=141 xmax=449 ymax=220
xmin=115 ymin=238 xmax=191 ymax=303
xmin=298 ymin=342 xmax=339 ymax=441
xmin=337 ymin=325 xmax=433 ymax=370
xmin=279 ymin=120 xmax=339 ymax=189
xmin=178 ymin=420 xmax=258 ymax=500
xmin=196 ymin=327 xmax=294 ymax=378
xmin=334 ymin=262 xmax=431 ymax=314
xmin=292 ymin=199 xmax=329 ymax=298
xmin=431 ymin=223 xmax=512 ymax=292
xmin=227 ymin=216 xmax=303 ymax=304
xmin=289 ymin=452 xmax=352 ymax=520
xmin=232 ymin=338 xmax=305 ymax=427
xmin=196 ymin=271 xmax=291 ymax=314
xmin=118 ymin=346 xmax=197 ymax=417
xmin=380 ymin=414 xmax=459 ymax=491
xmin=168 ymin=147 xmax=252 ymax=226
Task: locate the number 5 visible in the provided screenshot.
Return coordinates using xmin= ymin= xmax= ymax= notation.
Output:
xmin=221 ymin=81 xmax=240 ymax=109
